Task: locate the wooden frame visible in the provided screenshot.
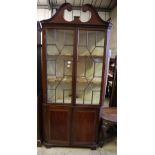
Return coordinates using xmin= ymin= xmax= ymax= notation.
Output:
xmin=37 ymin=21 xmax=42 ymax=146
xmin=41 ymin=3 xmax=112 ymax=148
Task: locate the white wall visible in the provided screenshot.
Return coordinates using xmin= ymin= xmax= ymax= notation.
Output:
xmin=37 ymin=9 xmax=51 ymax=21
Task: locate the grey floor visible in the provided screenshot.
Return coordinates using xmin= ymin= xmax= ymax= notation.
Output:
xmin=37 ymin=139 xmax=116 ymax=155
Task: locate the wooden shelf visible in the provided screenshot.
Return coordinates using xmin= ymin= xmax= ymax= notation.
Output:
xmin=48 ymin=76 xmax=71 ymax=83
xmin=77 ymin=77 xmax=101 ymax=84
xmin=47 ymin=54 xmax=103 ymax=58
xmin=47 ymin=54 xmax=72 ymax=58
xmin=48 ymin=76 xmax=101 ymax=84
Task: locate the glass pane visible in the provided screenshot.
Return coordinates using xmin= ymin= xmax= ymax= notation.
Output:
xmin=92 ymin=47 xmax=104 ymax=56
xmin=76 ymin=90 xmax=84 ymax=104
xmin=76 ymin=82 xmax=87 ymax=104
xmin=47 ymin=89 xmax=55 ymax=103
xmin=49 ymin=29 xmax=64 ymax=50
xmin=64 ymin=90 xmax=72 ymax=103
xmin=78 ymin=47 xmax=90 ymax=56
xmin=47 ymin=61 xmax=55 ymax=75
xmin=94 ymin=62 xmax=103 ymax=77
xmin=76 ymin=30 xmax=105 ymax=105
xmin=87 ymin=32 xmax=96 ymax=52
xmin=85 ymin=57 xmax=94 ymax=80
xmin=77 ymin=57 xmax=86 ymax=77
xmin=79 ymin=31 xmax=87 ymax=46
xmin=47 ymin=29 xmax=57 ymax=44
xmin=56 ymin=85 xmax=63 ymax=103
xmin=64 ymin=30 xmax=73 ymax=45
xmin=64 ymin=60 xmax=72 ymax=76
xmin=46 ymin=29 xmax=73 ymax=104
xmin=96 ymin=31 xmax=105 ymax=46
xmin=84 ymin=86 xmax=92 ymax=104
xmin=61 ymin=46 xmax=73 ymax=56
xmin=47 ymin=45 xmax=59 ymax=56
xmin=92 ymin=91 xmax=100 ymax=105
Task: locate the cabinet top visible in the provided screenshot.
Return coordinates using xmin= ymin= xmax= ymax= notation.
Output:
xmin=41 ymin=3 xmax=112 ymax=30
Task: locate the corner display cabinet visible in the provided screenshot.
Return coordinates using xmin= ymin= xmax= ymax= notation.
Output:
xmin=41 ymin=3 xmax=112 ymax=148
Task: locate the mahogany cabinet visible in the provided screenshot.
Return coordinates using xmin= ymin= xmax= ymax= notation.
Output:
xmin=41 ymin=3 xmax=112 ymax=148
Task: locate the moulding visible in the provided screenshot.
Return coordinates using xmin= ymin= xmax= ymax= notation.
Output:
xmin=41 ymin=3 xmax=112 ymax=29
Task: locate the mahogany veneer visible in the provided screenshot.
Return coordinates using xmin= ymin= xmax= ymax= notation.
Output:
xmin=41 ymin=3 xmax=112 ymax=148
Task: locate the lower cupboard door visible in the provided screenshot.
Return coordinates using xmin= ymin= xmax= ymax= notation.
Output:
xmin=46 ymin=107 xmax=71 ymax=145
xmin=71 ymin=107 xmax=99 ymax=146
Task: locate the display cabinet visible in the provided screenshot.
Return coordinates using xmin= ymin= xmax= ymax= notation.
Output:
xmin=41 ymin=3 xmax=112 ymax=148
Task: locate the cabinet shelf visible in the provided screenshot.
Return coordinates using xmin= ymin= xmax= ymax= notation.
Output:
xmin=48 ymin=76 xmax=71 ymax=83
xmin=77 ymin=77 xmax=101 ymax=84
xmin=47 ymin=54 xmax=103 ymax=58
xmin=47 ymin=76 xmax=101 ymax=84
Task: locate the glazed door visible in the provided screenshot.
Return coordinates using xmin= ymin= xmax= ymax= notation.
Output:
xmin=75 ymin=30 xmax=105 ymax=105
xmin=45 ymin=28 xmax=74 ymax=145
xmin=46 ymin=29 xmax=74 ymax=104
xmin=72 ymin=30 xmax=105 ymax=146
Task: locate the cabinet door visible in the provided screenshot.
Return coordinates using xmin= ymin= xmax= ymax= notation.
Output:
xmin=72 ymin=107 xmax=99 ymax=146
xmin=46 ymin=29 xmax=74 ymax=104
xmin=45 ymin=29 xmax=74 ymax=145
xmin=46 ymin=106 xmax=71 ymax=145
xmin=76 ymin=30 xmax=105 ymax=105
xmin=71 ymin=30 xmax=105 ymax=146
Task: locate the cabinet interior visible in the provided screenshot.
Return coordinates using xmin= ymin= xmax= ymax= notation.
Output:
xmin=46 ymin=29 xmax=105 ymax=105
